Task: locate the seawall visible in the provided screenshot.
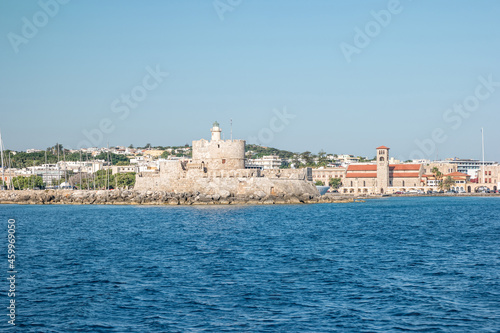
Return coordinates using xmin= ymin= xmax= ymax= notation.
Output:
xmin=0 ymin=190 xmax=354 ymax=205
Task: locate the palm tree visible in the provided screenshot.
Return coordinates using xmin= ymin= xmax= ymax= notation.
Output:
xmin=431 ymin=167 xmax=443 ymax=189
xmin=442 ymin=176 xmax=455 ymax=191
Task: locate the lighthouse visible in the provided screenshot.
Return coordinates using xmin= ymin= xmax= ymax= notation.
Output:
xmin=210 ymin=121 xmax=222 ymax=141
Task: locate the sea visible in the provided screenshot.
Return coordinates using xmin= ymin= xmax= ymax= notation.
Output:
xmin=0 ymin=197 xmax=499 ymax=332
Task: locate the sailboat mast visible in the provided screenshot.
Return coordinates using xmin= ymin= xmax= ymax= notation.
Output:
xmin=107 ymin=143 xmax=110 ymax=190
xmin=481 ymin=128 xmax=485 ymax=183
xmin=63 ymin=147 xmax=67 ymax=183
xmin=8 ymin=152 xmax=13 ymax=190
xmin=79 ymin=151 xmax=82 ymax=189
xmin=57 ymin=143 xmax=60 ymax=188
xmin=86 ymin=152 xmax=90 ymax=190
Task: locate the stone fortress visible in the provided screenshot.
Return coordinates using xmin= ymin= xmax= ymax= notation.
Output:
xmin=134 ymin=122 xmax=319 ymax=198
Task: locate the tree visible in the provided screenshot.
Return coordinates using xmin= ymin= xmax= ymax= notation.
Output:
xmin=292 ymin=156 xmax=302 ymax=169
xmin=279 ymin=161 xmax=290 ymax=169
xmin=145 ymin=143 xmax=152 ymax=149
xmin=432 ymin=167 xmax=443 ymax=188
xmin=11 ymin=175 xmax=44 ymax=190
xmin=300 ymin=151 xmax=313 ymax=166
xmin=431 ymin=167 xmax=442 ymax=178
xmin=317 ymin=150 xmax=328 ymax=167
xmin=315 ymin=180 xmax=325 ymax=186
xmin=48 ymin=143 xmax=63 ymax=154
xmin=93 ymin=152 xmax=129 ymax=165
xmin=161 ymin=151 xmax=170 ymax=159
xmin=114 ymin=172 xmax=136 ymax=189
xmin=128 ymin=144 xmax=134 ymax=148
xmin=329 ymin=177 xmax=342 ymax=190
xmin=442 ymin=176 xmax=455 ymax=190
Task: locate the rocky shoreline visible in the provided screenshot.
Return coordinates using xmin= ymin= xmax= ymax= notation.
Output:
xmin=0 ymin=190 xmax=355 ymax=205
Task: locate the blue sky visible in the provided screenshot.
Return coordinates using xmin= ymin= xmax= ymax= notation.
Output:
xmin=1 ymin=0 xmax=499 ymax=162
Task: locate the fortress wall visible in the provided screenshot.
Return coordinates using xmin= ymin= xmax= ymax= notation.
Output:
xmin=261 ymin=168 xmax=309 ymax=180
xmin=134 ymin=173 xmax=161 ymax=190
xmin=192 ymin=139 xmax=245 ymax=170
xmin=134 ymin=174 xmax=319 ymax=197
xmin=206 ymin=169 xmax=259 ymax=178
xmin=192 ymin=139 xmax=209 ymax=161
xmin=159 ymin=160 xmax=186 ymax=179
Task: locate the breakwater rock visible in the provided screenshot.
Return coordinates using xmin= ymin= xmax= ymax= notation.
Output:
xmin=0 ymin=190 xmax=354 ymax=205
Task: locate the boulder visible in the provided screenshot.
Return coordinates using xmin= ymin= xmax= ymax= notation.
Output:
xmin=219 ymin=190 xmax=231 ymax=199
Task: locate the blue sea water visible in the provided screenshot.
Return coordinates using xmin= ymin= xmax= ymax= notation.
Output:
xmin=0 ymin=197 xmax=499 ymax=332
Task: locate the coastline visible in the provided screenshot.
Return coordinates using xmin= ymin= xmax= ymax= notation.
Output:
xmin=0 ymin=190 xmax=497 ymax=206
xmin=0 ymin=190 xmax=354 ymax=205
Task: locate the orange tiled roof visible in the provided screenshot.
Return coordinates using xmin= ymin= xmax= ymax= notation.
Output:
xmin=446 ymin=172 xmax=469 ymax=177
xmin=345 ymin=172 xmax=377 ymax=178
xmin=347 ymin=165 xmax=377 ymax=171
xmin=391 ymin=172 xmax=420 ymax=178
xmin=347 ymin=164 xmax=422 ymax=173
xmin=377 ymin=146 xmax=390 ymax=149
xmin=390 ymin=164 xmax=421 ymax=171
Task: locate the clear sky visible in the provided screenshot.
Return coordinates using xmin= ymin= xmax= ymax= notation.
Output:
xmin=1 ymin=0 xmax=499 ymax=162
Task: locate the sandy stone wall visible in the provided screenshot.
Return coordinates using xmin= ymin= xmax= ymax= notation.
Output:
xmin=135 ymin=171 xmax=319 ymax=197
xmin=192 ymin=139 xmax=245 ymax=170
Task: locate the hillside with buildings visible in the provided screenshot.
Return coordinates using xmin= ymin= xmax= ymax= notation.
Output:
xmin=1 ymin=123 xmax=499 ymax=195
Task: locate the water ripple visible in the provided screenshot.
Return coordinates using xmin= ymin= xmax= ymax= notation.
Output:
xmin=0 ymin=197 xmax=499 ymax=332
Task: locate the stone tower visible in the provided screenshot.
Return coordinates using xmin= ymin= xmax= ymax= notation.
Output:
xmin=211 ymin=121 xmax=222 ymax=141
xmin=376 ymin=145 xmax=390 ymax=194
xmin=192 ymin=122 xmax=246 ymax=170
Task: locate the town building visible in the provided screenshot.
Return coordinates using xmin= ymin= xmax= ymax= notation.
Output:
xmin=111 ymin=165 xmax=138 ymax=174
xmin=142 ymin=149 xmax=164 ymax=158
xmin=342 ymin=146 xmax=424 ymax=194
xmin=58 ymin=161 xmax=104 ymax=174
xmin=421 ymin=172 xmax=470 ymax=191
xmin=435 ymin=158 xmax=497 ymax=177
xmin=421 ymin=162 xmax=457 ymax=175
xmin=245 ymin=155 xmax=283 ymax=170
xmin=311 ymin=167 xmax=345 ymax=185
xmin=472 ymin=164 xmax=500 ymax=192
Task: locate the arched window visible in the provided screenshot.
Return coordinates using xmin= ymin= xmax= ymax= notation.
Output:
xmin=363 ymin=181 xmax=366 ymax=187
xmin=379 ymin=156 xmax=385 ymax=162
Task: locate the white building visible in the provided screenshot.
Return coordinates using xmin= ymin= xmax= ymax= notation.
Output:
xmin=245 ymin=155 xmax=282 ymax=170
xmin=435 ymin=158 xmax=498 ymax=177
xmin=58 ymin=161 xmax=104 ymax=173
